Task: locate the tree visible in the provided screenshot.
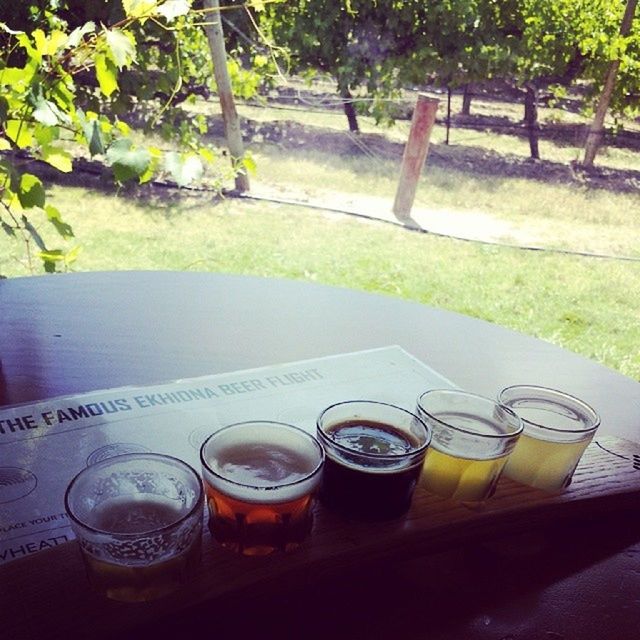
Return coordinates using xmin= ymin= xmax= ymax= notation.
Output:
xmin=517 ymin=0 xmax=640 ymax=162
xmin=260 ymin=1 xmax=442 ymax=131
xmin=583 ymin=0 xmax=639 ymax=166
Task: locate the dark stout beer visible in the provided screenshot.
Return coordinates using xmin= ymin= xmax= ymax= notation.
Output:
xmin=316 ymin=402 xmax=431 ymax=521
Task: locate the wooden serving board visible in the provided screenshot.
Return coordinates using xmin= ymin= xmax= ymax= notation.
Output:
xmin=2 ymin=435 xmax=639 ymax=640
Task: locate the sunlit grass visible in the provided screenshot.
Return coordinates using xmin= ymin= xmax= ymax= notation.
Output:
xmin=1 ymin=185 xmax=638 ymax=381
xmin=248 ymin=144 xmax=640 ymax=257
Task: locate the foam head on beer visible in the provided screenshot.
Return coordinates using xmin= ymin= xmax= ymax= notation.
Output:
xmin=200 ymin=421 xmax=324 ymax=555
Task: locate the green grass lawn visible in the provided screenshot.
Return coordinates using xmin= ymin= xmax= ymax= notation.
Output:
xmin=3 ymin=88 xmax=639 ymax=381
xmin=2 ymin=184 xmax=638 ymax=381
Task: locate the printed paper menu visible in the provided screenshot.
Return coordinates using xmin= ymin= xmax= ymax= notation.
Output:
xmin=0 ymin=346 xmax=455 ymax=565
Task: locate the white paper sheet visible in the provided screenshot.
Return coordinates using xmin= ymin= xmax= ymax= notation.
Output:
xmin=0 ymin=346 xmax=455 ymax=564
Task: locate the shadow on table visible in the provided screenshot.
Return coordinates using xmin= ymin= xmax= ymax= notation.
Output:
xmin=122 ymin=510 xmax=640 ymax=640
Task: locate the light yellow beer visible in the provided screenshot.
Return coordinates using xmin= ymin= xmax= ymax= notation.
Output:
xmin=417 ymin=390 xmax=523 ymax=503
xmin=65 ymin=453 xmax=204 ymax=603
xmin=422 ymin=447 xmax=510 ymax=502
xmin=503 ymin=433 xmax=593 ymax=491
xmin=498 ymin=386 xmax=600 ymax=492
xmin=83 ymin=494 xmax=202 ymax=602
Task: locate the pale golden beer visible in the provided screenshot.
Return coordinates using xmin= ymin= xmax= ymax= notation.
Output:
xmin=422 ymin=447 xmax=510 ymax=502
xmin=499 ymin=385 xmax=600 ymax=491
xmin=65 ymin=454 xmax=204 ymax=602
xmin=200 ymin=422 xmax=324 ymax=556
xmin=82 ymin=495 xmax=202 ymax=601
xmin=417 ymin=389 xmax=522 ymax=502
xmin=501 ymin=433 xmax=592 ymax=491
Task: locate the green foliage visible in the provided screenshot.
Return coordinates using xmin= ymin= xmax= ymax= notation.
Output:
xmin=0 ymin=0 xmax=263 ymax=273
xmin=260 ymin=1 xmax=526 ymax=125
xmin=260 ymin=1 xmax=640 ymax=127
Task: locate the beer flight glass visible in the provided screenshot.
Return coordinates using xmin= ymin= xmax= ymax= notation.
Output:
xmin=498 ymin=385 xmax=600 ymax=491
xmin=316 ymin=400 xmax=431 ymax=520
xmin=200 ymin=421 xmax=324 ymax=556
xmin=65 ymin=453 xmax=204 ymax=602
xmin=63 ymin=385 xmax=599 ymax=604
xmin=417 ymin=389 xmax=523 ymax=502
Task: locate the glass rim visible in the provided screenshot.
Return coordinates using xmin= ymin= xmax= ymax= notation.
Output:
xmin=498 ymin=384 xmax=601 ymax=434
xmin=199 ymin=420 xmax=325 ymax=492
xmin=417 ymin=389 xmax=523 ymax=439
xmin=64 ymin=452 xmax=204 ymax=537
xmin=316 ymin=400 xmax=432 ymax=460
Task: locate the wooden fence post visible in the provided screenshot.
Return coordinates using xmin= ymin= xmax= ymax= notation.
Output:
xmin=203 ymin=0 xmax=250 ymax=193
xmin=392 ymin=94 xmax=439 ymax=220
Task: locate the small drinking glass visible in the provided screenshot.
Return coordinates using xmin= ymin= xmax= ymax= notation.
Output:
xmin=316 ymin=400 xmax=431 ymax=520
xmin=200 ymin=421 xmax=324 ymax=556
xmin=498 ymin=385 xmax=600 ymax=491
xmin=65 ymin=453 xmax=204 ymax=602
xmin=417 ymin=389 xmax=523 ymax=502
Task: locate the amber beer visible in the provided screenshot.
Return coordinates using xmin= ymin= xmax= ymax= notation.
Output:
xmin=65 ymin=453 xmax=204 ymax=602
xmin=316 ymin=402 xmax=431 ymax=520
xmin=200 ymin=422 xmax=324 ymax=556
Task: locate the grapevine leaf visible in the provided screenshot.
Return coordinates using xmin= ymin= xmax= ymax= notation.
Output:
xmin=34 ymin=123 xmax=59 ymax=147
xmin=198 ymin=147 xmax=216 ymax=163
xmin=87 ymin=120 xmax=106 ymax=156
xmin=0 ymin=138 xmax=10 ymax=151
xmin=47 ymin=31 xmax=68 ymax=56
xmin=39 ymin=249 xmax=64 ymax=273
xmin=18 ymin=174 xmax=46 ymax=209
xmin=138 ymin=146 xmax=162 ymax=184
xmin=105 ymin=29 xmax=137 ymax=69
xmin=156 ymin=0 xmax=191 ymax=21
xmin=32 ymin=96 xmax=64 ymax=126
xmin=64 ymin=245 xmax=82 ymax=265
xmin=95 ymin=53 xmax=118 ymax=97
xmin=32 ymin=30 xmax=48 ymax=58
xmin=122 ymin=0 xmax=159 ymax=19
xmin=106 ymin=138 xmax=151 ymax=183
xmin=5 ymin=120 xmax=33 ymax=148
xmin=17 ymin=32 xmax=41 ymax=63
xmin=41 ymin=146 xmax=73 ymax=173
xmin=0 ymin=67 xmax=29 ymax=88
xmin=39 ymin=249 xmax=65 ymax=261
xmin=242 ymin=154 xmax=257 ymax=175
xmin=66 ymin=22 xmax=95 ymax=49
xmin=164 ymin=151 xmax=203 ymax=187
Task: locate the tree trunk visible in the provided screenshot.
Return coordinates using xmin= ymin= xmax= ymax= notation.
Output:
xmin=340 ymin=87 xmax=359 ymax=133
xmin=461 ymin=84 xmax=473 ymax=116
xmin=202 ymin=0 xmax=249 ymax=193
xmin=445 ymin=86 xmax=452 ymax=145
xmin=583 ymin=0 xmax=638 ymax=167
xmin=524 ymin=85 xmax=540 ymax=160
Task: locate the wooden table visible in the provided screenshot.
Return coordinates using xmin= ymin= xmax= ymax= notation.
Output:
xmin=1 ymin=271 xmax=639 ymax=639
